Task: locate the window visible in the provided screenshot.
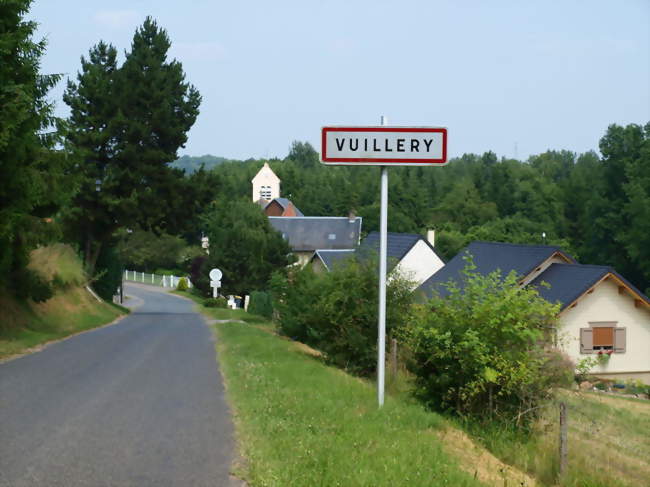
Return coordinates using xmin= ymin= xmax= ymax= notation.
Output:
xmin=580 ymin=324 xmax=626 ymax=354
xmin=260 ymin=185 xmax=272 ymax=200
xmin=328 ymin=233 xmax=336 ymax=240
xmin=592 ymin=327 xmax=613 ymax=350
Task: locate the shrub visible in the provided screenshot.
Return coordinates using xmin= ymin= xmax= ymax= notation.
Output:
xmin=204 ymin=296 xmax=228 ymax=308
xmin=93 ymin=246 xmax=123 ymax=301
xmin=247 ymin=291 xmax=273 ymax=319
xmin=270 ymin=257 xmax=415 ymax=376
xmin=14 ymin=268 xmax=53 ymax=303
xmin=401 ymin=256 xmax=569 ymax=423
xmin=189 ymin=255 xmax=210 ymax=297
xmin=176 ymin=277 xmax=189 ymax=291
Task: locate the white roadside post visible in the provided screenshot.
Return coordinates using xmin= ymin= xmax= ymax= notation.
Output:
xmin=209 ymin=268 xmax=223 ymax=298
xmin=321 ymin=120 xmax=448 ymax=408
xmin=377 ymin=115 xmax=388 ymax=407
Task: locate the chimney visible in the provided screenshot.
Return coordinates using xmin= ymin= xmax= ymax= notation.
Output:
xmin=348 ymin=210 xmax=356 ymax=223
xmin=426 ymin=229 xmax=436 ymax=247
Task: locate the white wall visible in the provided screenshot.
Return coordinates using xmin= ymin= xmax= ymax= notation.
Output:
xmin=393 ymin=240 xmax=445 ymax=289
xmin=558 ymin=277 xmax=650 ymax=377
xmin=251 ymin=163 xmax=280 ymax=202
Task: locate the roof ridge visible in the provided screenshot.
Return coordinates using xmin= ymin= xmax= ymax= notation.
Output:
xmin=470 ymin=240 xmax=560 ymax=249
xmin=548 ymin=263 xmax=612 ymax=270
xmin=269 ymin=216 xmax=361 ymax=220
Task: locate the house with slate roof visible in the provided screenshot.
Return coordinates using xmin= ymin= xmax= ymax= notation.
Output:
xmin=252 ymin=162 xmax=362 ymax=266
xmin=269 ymin=216 xmax=362 ymax=266
xmin=310 ymin=231 xmax=445 ymax=289
xmin=262 ymin=197 xmax=304 ymax=217
xmin=419 ymin=241 xmax=650 ymax=384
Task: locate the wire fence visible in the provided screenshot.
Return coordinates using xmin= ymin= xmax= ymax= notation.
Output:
xmin=123 ymin=270 xmax=193 ymax=289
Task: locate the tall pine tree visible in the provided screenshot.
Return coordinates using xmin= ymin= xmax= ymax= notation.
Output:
xmin=0 ymin=0 xmax=69 ymax=294
xmin=64 ymin=17 xmax=201 ymax=275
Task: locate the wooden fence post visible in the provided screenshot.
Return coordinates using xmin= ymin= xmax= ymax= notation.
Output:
xmin=559 ymin=401 xmax=568 ymax=480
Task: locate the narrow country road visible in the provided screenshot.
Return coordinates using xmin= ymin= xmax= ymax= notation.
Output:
xmin=0 ymin=283 xmax=236 ymax=487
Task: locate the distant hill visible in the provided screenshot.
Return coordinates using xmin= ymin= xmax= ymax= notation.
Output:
xmin=170 ymin=155 xmax=232 ymax=174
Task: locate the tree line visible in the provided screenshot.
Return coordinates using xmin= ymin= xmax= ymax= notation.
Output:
xmin=201 ymin=127 xmax=650 ymax=295
xmin=1 ymin=1 xmax=218 ymax=300
xmin=1 ymin=0 xmax=648 ymax=302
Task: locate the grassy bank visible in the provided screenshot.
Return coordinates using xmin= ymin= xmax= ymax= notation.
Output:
xmin=466 ymin=390 xmax=650 ymax=486
xmin=213 ymin=318 xmax=487 ymax=487
xmin=185 ymin=288 xmax=538 ymax=487
xmin=0 ymin=244 xmax=126 ymax=360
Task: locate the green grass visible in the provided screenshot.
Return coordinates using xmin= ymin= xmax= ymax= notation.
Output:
xmin=173 ymin=290 xmax=267 ymax=323
xmin=0 ymin=288 xmax=125 ymax=359
xmin=0 ymin=244 xmax=127 ymax=360
xmin=465 ymin=390 xmax=650 ymax=486
xmin=212 ymin=318 xmax=485 ymax=487
xmin=28 ymin=243 xmax=85 ymax=285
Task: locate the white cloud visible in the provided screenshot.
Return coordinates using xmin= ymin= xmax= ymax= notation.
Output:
xmin=93 ymin=9 xmax=140 ymax=29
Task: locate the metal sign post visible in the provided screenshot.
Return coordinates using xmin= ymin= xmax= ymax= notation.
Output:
xmin=321 ymin=120 xmax=447 ymax=407
xmin=209 ymin=268 xmax=223 ymax=298
xmin=377 ymin=116 xmax=388 ymax=407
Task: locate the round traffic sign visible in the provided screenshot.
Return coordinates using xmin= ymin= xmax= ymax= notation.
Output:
xmin=209 ymin=268 xmax=223 ymax=281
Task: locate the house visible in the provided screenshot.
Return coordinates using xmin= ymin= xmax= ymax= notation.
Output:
xmin=310 ymin=249 xmax=356 ymax=272
xmin=357 ymin=231 xmax=444 ymax=288
xmin=418 ymin=241 xmax=650 ymax=384
xmin=269 ymin=216 xmax=362 ymax=266
xmin=252 ymin=162 xmax=280 ymax=203
xmin=309 ymin=230 xmax=445 ymax=288
xmin=262 ymin=197 xmax=304 ymax=217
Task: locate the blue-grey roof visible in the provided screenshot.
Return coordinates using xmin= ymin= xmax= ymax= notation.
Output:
xmin=269 ymin=216 xmax=362 ymax=251
xmin=266 ymin=198 xmax=304 ymax=216
xmin=531 ymin=263 xmax=650 ymax=310
xmin=359 ymin=232 xmax=443 ymax=271
xmin=419 ymin=241 xmax=575 ymax=298
xmin=529 ymin=264 xmax=609 ymax=310
xmin=312 ymin=249 xmax=356 ymax=270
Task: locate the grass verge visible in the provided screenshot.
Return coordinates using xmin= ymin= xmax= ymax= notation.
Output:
xmin=173 ymin=290 xmax=267 ymax=323
xmin=466 ymin=390 xmax=650 ymax=486
xmin=0 ymin=244 xmax=127 ymax=360
xmin=209 ymin=316 xmax=489 ymax=487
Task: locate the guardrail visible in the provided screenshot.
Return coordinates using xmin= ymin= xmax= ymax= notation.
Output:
xmin=124 ymin=270 xmax=193 ymax=289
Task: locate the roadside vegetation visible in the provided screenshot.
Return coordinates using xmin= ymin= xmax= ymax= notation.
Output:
xmin=466 ymin=391 xmax=650 ymax=486
xmin=0 ymin=244 xmax=126 ymax=360
xmin=182 ymin=255 xmax=649 ymax=487
xmin=185 ymin=291 xmax=517 ymax=487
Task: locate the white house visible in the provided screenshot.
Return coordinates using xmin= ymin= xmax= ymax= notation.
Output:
xmin=251 ymin=162 xmax=280 ymax=203
xmin=419 ymin=241 xmax=650 ymax=384
xmin=310 ymin=231 xmax=445 ymax=289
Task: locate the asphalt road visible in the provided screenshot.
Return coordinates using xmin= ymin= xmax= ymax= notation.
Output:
xmin=0 ymin=283 xmax=236 ymax=487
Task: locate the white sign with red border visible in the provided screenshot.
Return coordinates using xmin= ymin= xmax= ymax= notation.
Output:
xmin=321 ymin=126 xmax=448 ymax=166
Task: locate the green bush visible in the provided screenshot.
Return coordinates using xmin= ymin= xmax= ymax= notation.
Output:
xmin=93 ymin=246 xmax=123 ymax=301
xmin=270 ymin=258 xmax=415 ymax=376
xmin=176 ymin=277 xmax=189 ymax=291
xmin=402 ymin=256 xmax=571 ymax=423
xmin=204 ymin=296 xmax=228 ymax=308
xmin=14 ymin=268 xmax=53 ymax=303
xmin=247 ymin=290 xmax=273 ymax=319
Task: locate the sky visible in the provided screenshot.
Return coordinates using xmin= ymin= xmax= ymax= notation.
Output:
xmin=30 ymin=0 xmax=650 ymax=161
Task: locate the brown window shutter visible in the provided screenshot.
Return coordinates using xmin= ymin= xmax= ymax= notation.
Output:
xmin=614 ymin=327 xmax=626 ymax=353
xmin=580 ymin=328 xmax=593 ymax=354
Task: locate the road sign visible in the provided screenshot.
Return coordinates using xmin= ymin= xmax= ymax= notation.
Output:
xmin=321 ymin=126 xmax=447 ymax=165
xmin=209 ymin=268 xmax=222 ymax=281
